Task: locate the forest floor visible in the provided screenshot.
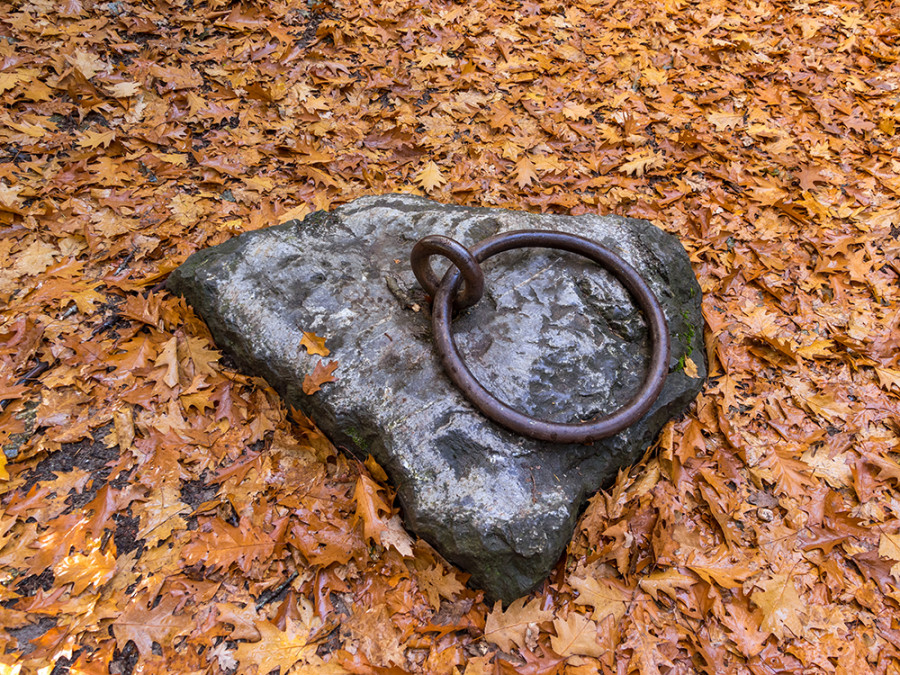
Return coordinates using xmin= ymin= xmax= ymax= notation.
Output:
xmin=1 ymin=0 xmax=899 ymax=673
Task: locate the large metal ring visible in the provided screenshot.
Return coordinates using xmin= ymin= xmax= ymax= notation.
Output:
xmin=411 ymin=235 xmax=485 ymax=311
xmin=419 ymin=229 xmax=670 ymax=444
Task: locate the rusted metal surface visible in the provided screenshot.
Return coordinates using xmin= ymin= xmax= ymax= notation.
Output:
xmin=411 ymin=235 xmax=484 ymax=311
xmin=411 ymin=229 xmax=670 ymax=443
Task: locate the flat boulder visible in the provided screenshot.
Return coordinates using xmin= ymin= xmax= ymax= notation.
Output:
xmin=168 ymin=194 xmax=705 ymax=602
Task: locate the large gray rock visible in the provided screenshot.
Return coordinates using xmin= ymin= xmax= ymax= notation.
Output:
xmin=168 ymin=194 xmax=705 ymax=603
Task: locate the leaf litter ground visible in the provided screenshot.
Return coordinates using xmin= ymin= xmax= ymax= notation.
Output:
xmin=0 ymin=0 xmax=899 ymax=673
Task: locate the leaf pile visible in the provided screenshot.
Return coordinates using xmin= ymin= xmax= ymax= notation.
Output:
xmin=1 ymin=0 xmax=899 ymax=673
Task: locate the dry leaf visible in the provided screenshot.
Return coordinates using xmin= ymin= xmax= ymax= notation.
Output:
xmin=483 ymin=597 xmax=553 ymax=652
xmin=302 ymin=360 xmax=339 ymax=395
xmin=416 ymin=160 xmax=446 ymax=192
xmin=550 ymin=612 xmax=605 ymax=659
xmin=300 ymin=332 xmax=330 ymax=357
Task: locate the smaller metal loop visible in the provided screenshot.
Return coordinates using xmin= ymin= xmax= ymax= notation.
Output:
xmin=422 ymin=229 xmax=670 ymax=444
xmin=410 ymin=235 xmax=485 ymax=311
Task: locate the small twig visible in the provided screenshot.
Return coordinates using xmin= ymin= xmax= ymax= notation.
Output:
xmin=91 ymin=313 xmax=120 ymax=337
xmin=255 ymin=571 xmax=299 ymax=611
xmin=114 ymin=251 xmax=135 ymax=276
xmin=385 ymin=274 xmax=421 ymax=312
xmin=147 ymin=276 xmax=170 ymax=294
xmin=0 ymin=360 xmax=50 ymax=413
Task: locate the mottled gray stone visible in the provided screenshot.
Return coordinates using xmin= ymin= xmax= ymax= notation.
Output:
xmin=168 ymin=194 xmax=705 ymax=603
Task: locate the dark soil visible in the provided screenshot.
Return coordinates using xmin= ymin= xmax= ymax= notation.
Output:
xmin=180 ymin=476 xmax=218 ymax=510
xmin=21 ymin=424 xmax=120 ymax=499
xmin=109 ymin=641 xmax=138 ymax=675
xmin=15 ymin=567 xmax=55 ymax=596
xmin=113 ymin=510 xmax=142 ymax=556
xmin=7 ymin=616 xmax=56 ymax=655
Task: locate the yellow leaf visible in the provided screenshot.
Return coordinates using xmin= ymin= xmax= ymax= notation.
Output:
xmin=0 ymin=182 xmax=23 ymax=209
xmin=154 ymin=337 xmax=180 ymax=388
xmin=875 ymin=367 xmax=900 ymax=393
xmin=683 ymin=356 xmax=699 ymax=378
xmin=244 ymin=175 xmax=275 ymax=191
xmin=638 ymin=568 xmax=696 ymax=601
xmin=416 ymin=160 xmax=446 ymax=193
xmin=54 ymin=541 xmax=117 ymax=595
xmin=22 ymin=78 xmax=53 ymax=101
xmin=0 ymin=452 xmax=8 ymax=481
xmin=233 ymin=620 xmax=317 ymax=675
xmin=550 ymin=612 xmax=605 ymax=658
xmin=182 ymin=336 xmax=220 ymax=377
xmin=562 ymin=101 xmax=594 ymax=120
xmin=107 ymin=81 xmax=141 ymax=97
xmin=78 ymin=129 xmax=116 ymax=149
xmin=14 ymin=240 xmax=57 ymax=276
xmin=707 ymin=110 xmax=744 ymax=131
xmin=67 ymin=49 xmax=107 ymax=79
xmin=801 ymin=448 xmax=853 ymax=489
xmin=483 ymin=597 xmax=554 ymax=652
xmin=750 ymin=573 xmax=805 ymax=640
xmin=569 ymin=575 xmax=628 ymax=623
xmin=687 ymin=546 xmax=756 ymax=589
xmin=641 ymin=67 xmax=668 ymax=86
xmin=136 ymin=485 xmax=189 ymax=545
xmin=300 ymin=332 xmax=330 ymax=357
xmin=416 ymin=563 xmax=466 ymax=611
xmin=795 ymin=339 xmax=835 ymax=359
xmin=0 ymin=72 xmax=21 ymax=94
xmin=618 ymin=152 xmax=664 ymax=177
xmin=512 ymin=155 xmax=538 ymax=189
xmin=279 ymin=202 xmax=312 ymax=224
xmin=879 ymin=533 xmax=900 ymax=580
xmin=157 ymin=152 xmax=189 ymax=166
xmin=380 ymin=514 xmax=414 ymax=558
xmin=63 ymin=286 xmax=106 ymax=314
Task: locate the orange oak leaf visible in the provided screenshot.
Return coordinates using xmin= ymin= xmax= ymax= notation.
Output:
xmin=113 ymin=591 xmax=194 ymax=658
xmin=353 ymin=473 xmax=392 ymax=546
xmin=233 ymin=619 xmax=317 ymax=674
xmin=300 ymin=331 xmax=330 ymax=357
xmin=302 ymin=360 xmax=339 ymax=395
xmin=416 ymin=160 xmax=446 ymax=192
xmin=483 ymin=597 xmax=553 ymax=653
xmin=416 ymin=563 xmax=466 ymax=611
xmin=550 ymin=612 xmax=605 ymax=659
xmin=751 ymin=573 xmax=805 ymax=640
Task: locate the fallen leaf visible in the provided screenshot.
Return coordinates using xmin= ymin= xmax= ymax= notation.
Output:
xmin=878 ymin=533 xmax=900 ymax=580
xmin=751 ymin=573 xmax=805 ymax=640
xmin=550 ymin=612 xmax=604 ymax=659
xmin=300 ymin=332 xmax=330 ymax=357
xmin=353 ymin=473 xmax=392 ymax=545
xmin=302 ymin=360 xmax=339 ymax=395
xmin=483 ymin=597 xmax=553 ymax=653
xmin=78 ymin=129 xmax=116 ymax=149
xmin=416 ymin=161 xmax=446 ymax=192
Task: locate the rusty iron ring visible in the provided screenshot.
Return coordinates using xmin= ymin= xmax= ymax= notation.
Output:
xmin=413 ymin=229 xmax=670 ymax=443
xmin=411 ymin=235 xmax=485 ymax=311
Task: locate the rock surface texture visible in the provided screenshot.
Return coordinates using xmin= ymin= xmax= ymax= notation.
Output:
xmin=168 ymin=194 xmax=705 ymax=603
